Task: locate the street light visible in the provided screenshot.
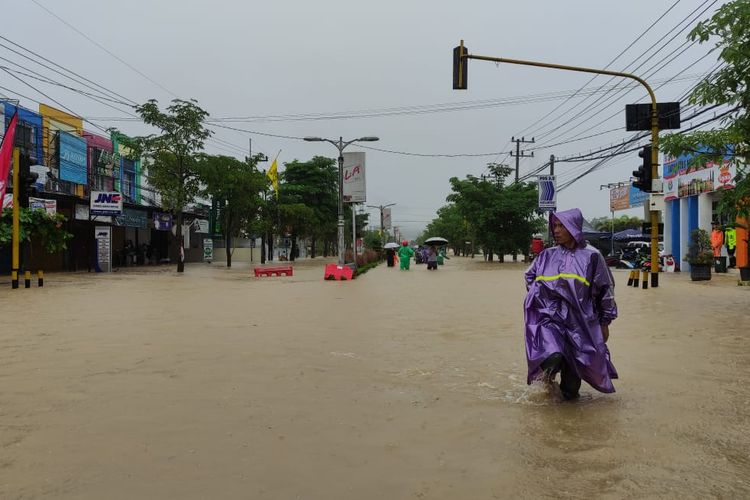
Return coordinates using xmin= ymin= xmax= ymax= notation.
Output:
xmin=304 ymin=136 xmax=379 ymax=266
xmin=366 ymin=203 xmax=396 ymax=247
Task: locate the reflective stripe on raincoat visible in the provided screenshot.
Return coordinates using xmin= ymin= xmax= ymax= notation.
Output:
xmin=523 ymin=208 xmax=619 ymax=393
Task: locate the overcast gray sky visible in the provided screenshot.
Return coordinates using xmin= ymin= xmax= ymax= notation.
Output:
xmin=2 ymin=0 xmax=725 ymax=238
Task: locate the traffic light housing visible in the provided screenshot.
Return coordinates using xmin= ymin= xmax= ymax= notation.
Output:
xmin=632 ymin=145 xmax=653 ymax=193
xmin=453 ymin=44 xmax=468 ymax=90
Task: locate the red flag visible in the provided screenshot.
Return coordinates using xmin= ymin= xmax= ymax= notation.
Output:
xmin=0 ymin=111 xmax=19 ymax=206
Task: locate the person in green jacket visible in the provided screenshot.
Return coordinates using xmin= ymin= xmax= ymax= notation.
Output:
xmin=725 ymin=226 xmax=737 ymax=268
xmin=398 ymin=240 xmax=415 ymax=270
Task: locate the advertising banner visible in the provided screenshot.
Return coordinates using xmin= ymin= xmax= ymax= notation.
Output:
xmin=95 ymin=226 xmax=111 ymax=273
xmin=203 ymin=238 xmax=214 ymax=262
xmin=193 ymin=218 xmax=209 ymax=233
xmin=90 ymin=191 xmax=122 ymax=216
xmin=663 ymin=151 xmax=736 ymax=201
xmin=59 ymin=131 xmax=87 ymax=184
xmin=154 ymin=212 xmax=173 ymax=231
xmin=75 ymin=204 xmax=90 ymax=220
xmin=609 ymin=185 xmax=629 ymax=211
xmin=342 ymin=152 xmax=366 ymax=203
xmin=29 ymin=197 xmax=57 ymax=216
xmin=382 ymin=207 xmax=392 ymax=231
xmin=628 ymin=186 xmax=649 ymax=207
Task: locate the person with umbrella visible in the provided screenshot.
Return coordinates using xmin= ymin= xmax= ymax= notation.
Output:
xmin=398 ymin=240 xmax=414 ymax=270
xmin=426 ymin=245 xmax=438 ymax=270
xmin=523 ymin=208 xmax=618 ymax=400
xmin=384 ymin=242 xmax=399 ymax=268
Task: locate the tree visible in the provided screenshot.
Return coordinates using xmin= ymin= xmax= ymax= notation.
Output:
xmin=447 ymin=164 xmax=543 ymax=261
xmin=418 ymin=204 xmax=473 ymax=256
xmin=590 ymin=215 xmax=643 ymax=233
xmin=661 ymin=0 xmax=750 ymax=221
xmin=1 ymin=208 xmax=72 ymax=254
xmin=278 ymin=156 xmax=338 ymax=260
xmin=197 ymin=154 xmax=266 ymax=267
xmin=134 ymin=99 xmax=212 ymax=272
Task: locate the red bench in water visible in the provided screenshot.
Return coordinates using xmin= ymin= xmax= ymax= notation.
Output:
xmin=254 ymin=266 xmax=293 ymax=277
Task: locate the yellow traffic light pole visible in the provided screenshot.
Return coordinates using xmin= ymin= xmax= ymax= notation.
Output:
xmin=11 ymin=147 xmax=20 ymax=289
xmin=456 ymin=40 xmax=661 ymax=287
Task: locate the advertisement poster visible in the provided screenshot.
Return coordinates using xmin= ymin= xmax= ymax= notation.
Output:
xmin=609 ymin=185 xmax=629 ymax=211
xmin=203 ymin=238 xmax=214 ymax=262
xmin=342 ymin=152 xmax=366 ymax=203
xmin=59 ymin=131 xmax=88 ymax=184
xmin=154 ymin=212 xmax=173 ymax=231
xmin=29 ymin=197 xmax=57 ymax=216
xmin=663 ymin=151 xmax=736 ymax=201
xmin=95 ymin=226 xmax=111 ymax=273
xmin=537 ymin=175 xmax=557 ymax=210
xmin=193 ymin=219 xmax=209 ymax=233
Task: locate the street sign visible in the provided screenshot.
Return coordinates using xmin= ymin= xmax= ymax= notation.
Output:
xmin=537 ymin=175 xmax=556 ymax=211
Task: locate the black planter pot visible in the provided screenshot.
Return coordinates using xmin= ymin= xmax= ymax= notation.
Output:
xmin=690 ymin=263 xmax=712 ymax=281
xmin=740 ymin=267 xmax=750 ymax=282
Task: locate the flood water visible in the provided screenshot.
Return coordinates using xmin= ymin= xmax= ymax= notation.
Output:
xmin=1 ymin=257 xmax=749 ymax=499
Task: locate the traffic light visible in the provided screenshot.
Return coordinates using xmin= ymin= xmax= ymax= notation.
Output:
xmin=632 ymin=145 xmax=653 ymax=193
xmin=453 ymin=44 xmax=468 ymax=90
xmin=19 ymin=171 xmax=38 ymax=207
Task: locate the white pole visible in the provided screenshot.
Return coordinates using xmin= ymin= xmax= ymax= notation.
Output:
xmin=352 ymin=203 xmax=357 ymax=263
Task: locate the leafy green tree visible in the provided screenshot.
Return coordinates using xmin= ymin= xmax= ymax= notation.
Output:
xmin=447 ymin=164 xmax=543 ymax=261
xmin=197 ymin=154 xmax=266 ymax=267
xmin=1 ymin=208 xmax=72 ymax=253
xmin=418 ymin=204 xmax=473 ymax=256
xmin=134 ymin=99 xmax=212 ymax=272
xmin=661 ymin=0 xmax=750 ymax=222
xmin=278 ymin=156 xmax=338 ymax=260
xmin=590 ymin=215 xmax=643 ymax=233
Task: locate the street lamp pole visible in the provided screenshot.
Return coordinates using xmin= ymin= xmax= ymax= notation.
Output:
xmin=304 ymin=135 xmax=379 ymax=266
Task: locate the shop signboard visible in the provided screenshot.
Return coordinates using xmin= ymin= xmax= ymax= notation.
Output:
xmin=58 ymin=131 xmax=87 ymax=184
xmin=75 ymin=204 xmax=90 ymax=220
xmin=95 ymin=225 xmax=111 ymax=273
xmin=114 ymin=208 xmax=148 ymax=228
xmin=29 ymin=197 xmax=57 ymax=216
xmin=609 ymin=185 xmax=629 ymax=211
xmin=342 ymin=152 xmax=366 ymax=203
xmin=193 ymin=218 xmax=209 ymax=233
xmin=663 ymin=150 xmax=737 ymax=201
xmin=90 ymin=191 xmax=122 ymax=216
xmin=628 ymin=186 xmax=648 ymax=207
xmin=154 ymin=212 xmax=173 ymax=231
xmin=203 ymin=238 xmax=214 ymax=262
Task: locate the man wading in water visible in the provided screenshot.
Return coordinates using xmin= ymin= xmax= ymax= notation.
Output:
xmin=523 ymin=208 xmax=618 ymax=400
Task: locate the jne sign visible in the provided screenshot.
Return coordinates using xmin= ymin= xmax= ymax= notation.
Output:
xmin=90 ymin=191 xmax=123 ymax=216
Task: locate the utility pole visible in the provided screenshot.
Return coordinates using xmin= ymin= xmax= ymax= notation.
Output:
xmin=510 ymin=136 xmax=535 ymax=183
xmin=549 ymin=154 xmax=555 ymax=175
xmin=600 ymin=182 xmax=628 ymax=256
xmin=367 ymin=203 xmax=395 ymax=247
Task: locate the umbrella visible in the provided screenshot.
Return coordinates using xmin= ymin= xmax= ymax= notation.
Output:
xmin=384 ymin=242 xmax=400 ymax=249
xmin=424 ymin=237 xmax=449 ymax=246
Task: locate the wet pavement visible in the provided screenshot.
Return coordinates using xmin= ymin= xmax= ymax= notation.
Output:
xmin=1 ymin=257 xmax=749 ymax=499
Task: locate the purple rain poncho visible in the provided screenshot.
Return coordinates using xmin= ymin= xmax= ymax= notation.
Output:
xmin=523 ymin=208 xmax=619 ymax=393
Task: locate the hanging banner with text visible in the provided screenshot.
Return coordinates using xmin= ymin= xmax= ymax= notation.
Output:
xmin=342 ymin=152 xmax=366 ymax=203
xmin=537 ymin=175 xmax=556 ymax=211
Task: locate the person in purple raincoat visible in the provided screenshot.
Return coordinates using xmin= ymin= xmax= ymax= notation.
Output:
xmin=523 ymin=208 xmax=618 ymax=400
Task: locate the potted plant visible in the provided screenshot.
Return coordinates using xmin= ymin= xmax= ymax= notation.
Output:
xmin=686 ymin=228 xmax=714 ymax=281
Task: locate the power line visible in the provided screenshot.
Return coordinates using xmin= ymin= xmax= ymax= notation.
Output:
xmin=29 ymin=0 xmax=178 ymax=98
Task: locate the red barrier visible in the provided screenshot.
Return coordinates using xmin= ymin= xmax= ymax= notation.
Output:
xmin=324 ymin=264 xmax=354 ymax=281
xmin=254 ymin=266 xmax=293 ymax=277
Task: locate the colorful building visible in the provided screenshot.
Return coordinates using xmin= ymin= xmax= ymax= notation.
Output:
xmin=662 ymin=150 xmax=747 ymax=269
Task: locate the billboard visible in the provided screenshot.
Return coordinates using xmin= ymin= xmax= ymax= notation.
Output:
xmin=342 ymin=152 xmax=366 ymax=203
xmin=90 ymin=191 xmax=123 ymax=216
xmin=537 ymin=175 xmax=556 ymax=210
xmin=663 ymin=151 xmax=736 ymax=201
xmin=609 ymin=185 xmax=629 ymax=211
xmin=59 ymin=131 xmax=87 ymax=184
xmin=382 ymin=207 xmax=392 ymax=230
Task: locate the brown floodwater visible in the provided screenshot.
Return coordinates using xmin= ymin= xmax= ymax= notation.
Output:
xmin=1 ymin=257 xmax=748 ymax=499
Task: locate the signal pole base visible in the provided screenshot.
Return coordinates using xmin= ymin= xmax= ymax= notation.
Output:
xmin=651 ymin=272 xmax=659 ymax=288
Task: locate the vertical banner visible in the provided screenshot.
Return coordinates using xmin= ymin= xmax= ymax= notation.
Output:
xmin=382 ymin=207 xmax=392 ymax=230
xmin=537 ymin=175 xmax=556 ymax=211
xmin=342 ymin=152 xmax=366 ymax=203
xmin=95 ymin=226 xmax=111 ymax=273
xmin=203 ymin=238 xmax=214 ymax=262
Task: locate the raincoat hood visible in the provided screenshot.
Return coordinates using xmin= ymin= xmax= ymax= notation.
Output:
xmin=550 ymin=208 xmax=586 ymax=248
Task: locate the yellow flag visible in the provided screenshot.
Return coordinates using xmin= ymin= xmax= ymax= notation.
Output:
xmin=267 ymin=158 xmax=279 ymax=198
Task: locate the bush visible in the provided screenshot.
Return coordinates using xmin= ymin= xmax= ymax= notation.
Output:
xmin=686 ymin=229 xmax=713 ymax=265
xmin=345 ymin=249 xmax=381 ymax=267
